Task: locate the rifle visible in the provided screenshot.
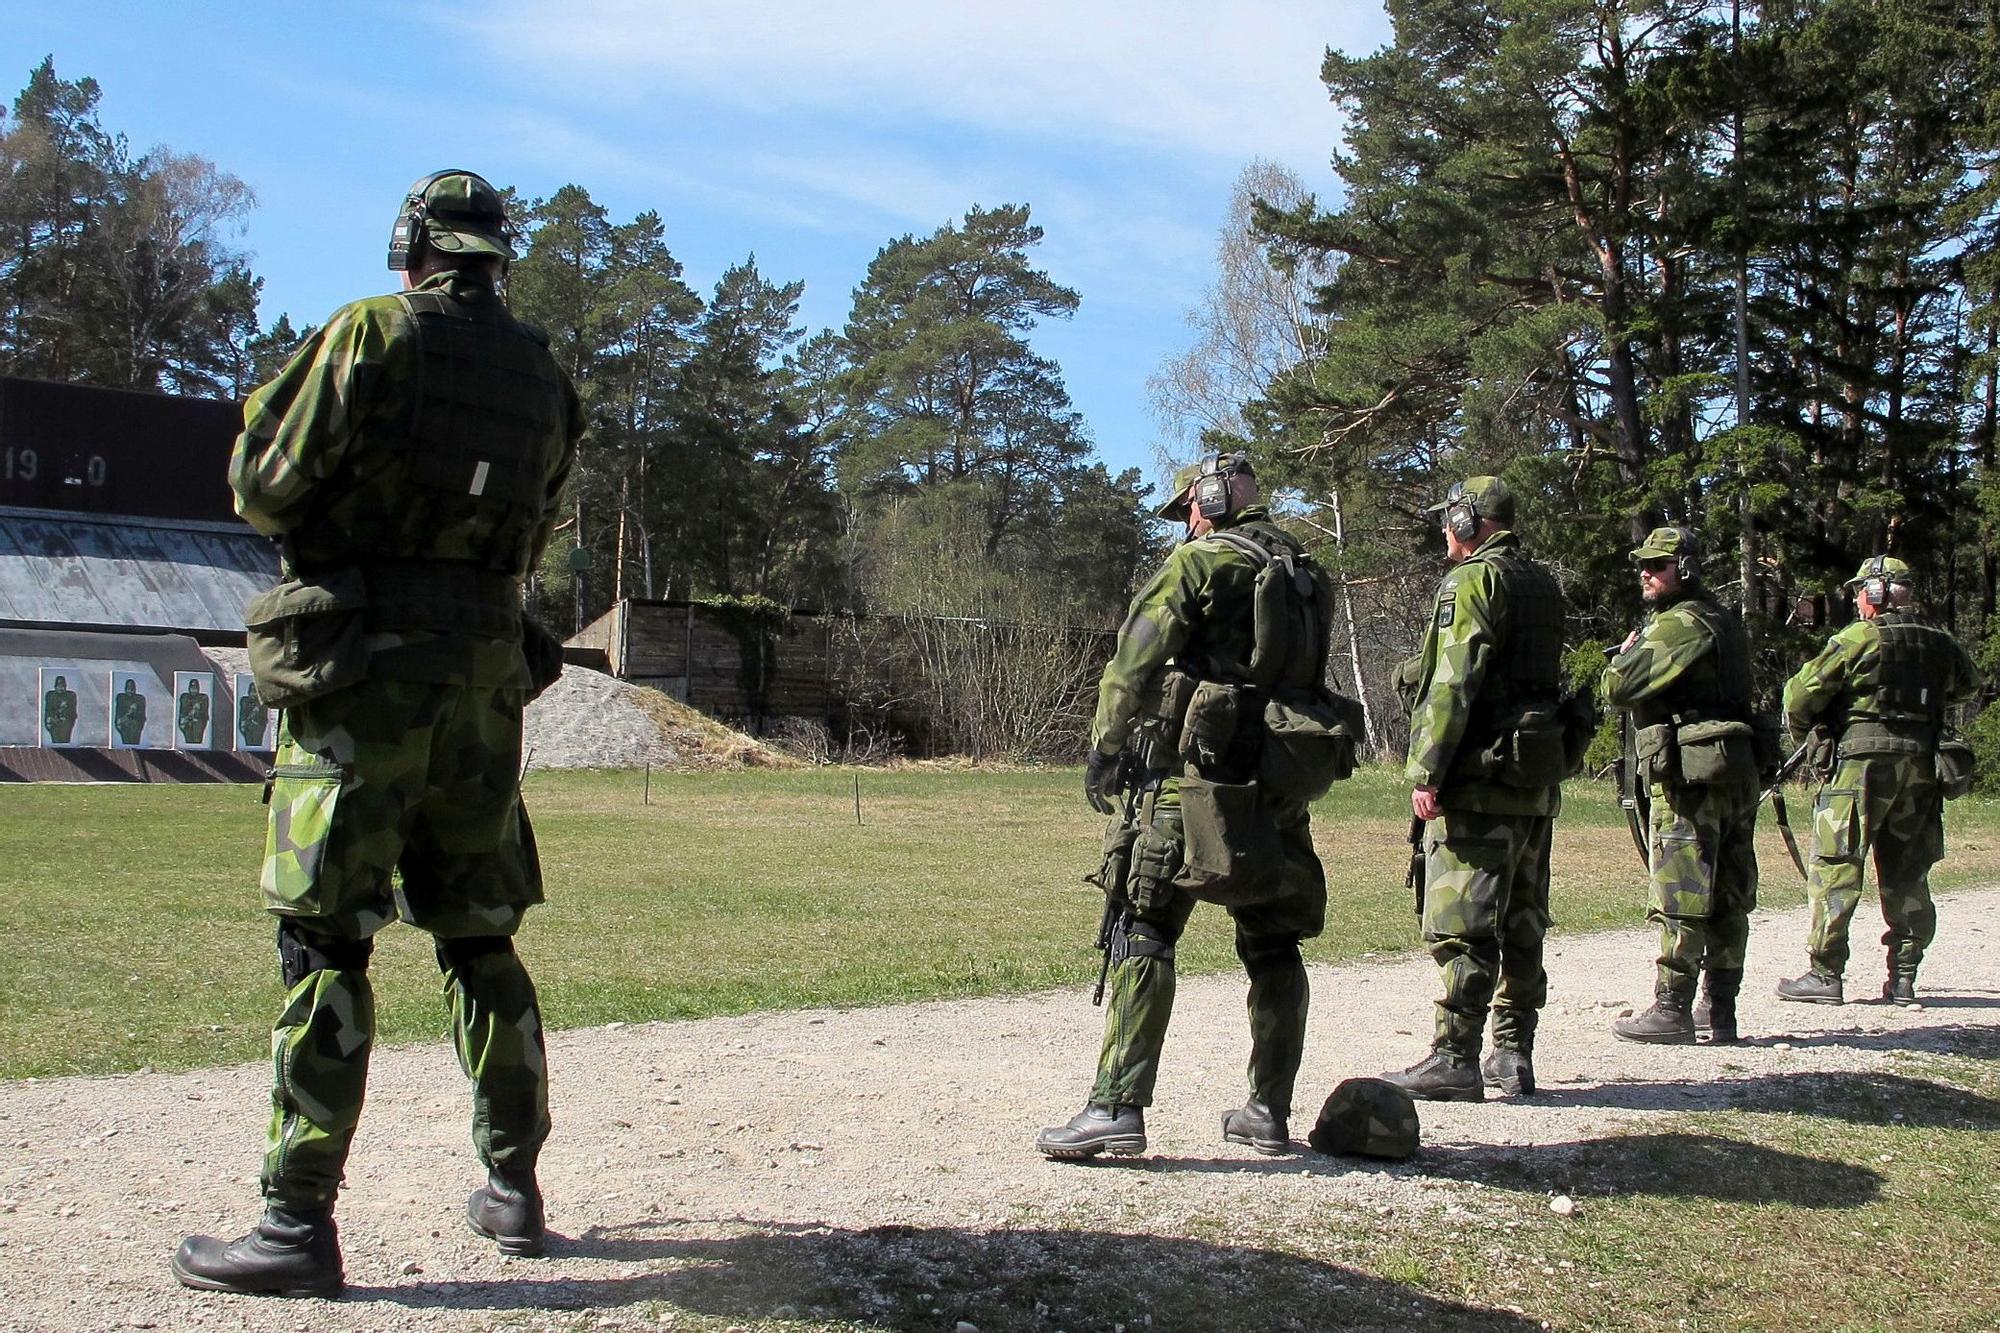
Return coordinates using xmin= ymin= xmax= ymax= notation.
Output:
xmin=1605 ymin=641 xmax=1651 ymax=870
xmin=1406 ymin=814 xmax=1427 ymax=918
xmin=1083 ymin=750 xmax=1143 ymax=1006
xmin=1761 ymin=741 xmax=1812 ymax=880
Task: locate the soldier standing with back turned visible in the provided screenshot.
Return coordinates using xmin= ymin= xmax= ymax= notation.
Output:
xmin=172 ymin=170 xmax=582 ymax=1297
xmin=1600 ymin=527 xmax=1761 ymax=1044
xmin=1381 ymin=477 xmax=1567 ymax=1102
xmin=1037 ymin=453 xmax=1331 ymax=1160
xmin=1776 ymin=557 xmax=1978 ymax=1006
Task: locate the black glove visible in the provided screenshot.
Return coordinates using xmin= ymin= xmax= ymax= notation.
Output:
xmin=1084 ymin=749 xmax=1121 ymax=815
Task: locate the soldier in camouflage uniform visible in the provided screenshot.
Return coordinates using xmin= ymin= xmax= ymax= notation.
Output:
xmin=1600 ymin=527 xmax=1761 ymax=1044
xmin=1382 ymin=477 xmax=1566 ymax=1102
xmin=173 ymin=170 xmax=582 ymax=1298
xmin=1776 ymin=557 xmax=1978 ymax=1006
xmin=1037 ymin=453 xmax=1329 ymax=1160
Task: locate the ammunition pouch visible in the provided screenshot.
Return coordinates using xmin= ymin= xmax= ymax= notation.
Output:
xmin=243 ymin=570 xmax=373 ymax=709
xmin=1091 ymin=819 xmax=1141 ymax=903
xmin=1179 ymin=679 xmax=1247 ymax=772
xmin=1174 ymin=776 xmax=1283 ymax=906
xmin=1938 ymin=734 xmax=1977 ymax=800
xmin=1633 ymin=721 xmax=1678 ymax=787
xmin=1675 ymin=718 xmax=1757 ymax=785
xmin=1258 ymin=687 xmax=1362 ymax=803
xmin=1453 ymin=699 xmax=1570 ymax=788
xmin=1127 ymin=824 xmax=1183 ymax=915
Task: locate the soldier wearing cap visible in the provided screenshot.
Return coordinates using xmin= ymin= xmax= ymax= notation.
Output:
xmin=1599 ymin=526 xmax=1761 ymax=1044
xmin=1037 ymin=452 xmax=1331 ymax=1161
xmin=1775 ymin=556 xmax=1978 ymax=1006
xmin=1381 ymin=477 xmax=1567 ymax=1102
xmin=173 ymin=170 xmax=583 ymax=1297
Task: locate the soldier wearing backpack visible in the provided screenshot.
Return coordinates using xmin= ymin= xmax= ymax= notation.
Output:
xmin=1382 ymin=477 xmax=1571 ymax=1102
xmin=1038 ymin=452 xmax=1349 ymax=1160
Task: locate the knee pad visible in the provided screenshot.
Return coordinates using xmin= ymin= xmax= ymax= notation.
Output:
xmin=1236 ymin=933 xmax=1302 ymax=979
xmin=435 ymin=935 xmax=516 ymax=972
xmin=276 ymin=919 xmax=374 ymax=986
xmin=1126 ymin=919 xmax=1178 ymax=962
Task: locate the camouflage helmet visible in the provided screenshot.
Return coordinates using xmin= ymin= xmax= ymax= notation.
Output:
xmin=388 ymin=169 xmax=514 ymax=271
xmin=1845 ymin=555 xmax=1915 ymax=592
xmin=1307 ymin=1077 xmax=1420 ymax=1160
xmin=1156 ymin=451 xmax=1255 ymax=522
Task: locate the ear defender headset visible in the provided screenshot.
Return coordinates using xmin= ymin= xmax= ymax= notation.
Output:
xmin=1193 ymin=452 xmax=1251 ymax=521
xmin=1862 ymin=555 xmax=1890 ymax=608
xmin=1442 ymin=483 xmax=1480 ymax=543
xmin=1669 ymin=527 xmax=1700 ymax=582
xmin=387 ymin=168 xmax=487 ymax=272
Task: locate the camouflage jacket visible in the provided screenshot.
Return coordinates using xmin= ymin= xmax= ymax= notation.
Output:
xmin=1600 ymin=588 xmax=1751 ymax=723
xmin=1405 ymin=530 xmax=1561 ymax=816
xmin=1090 ymin=506 xmax=1291 ymax=756
xmin=231 ymin=270 xmax=583 ymax=687
xmin=1783 ymin=609 xmax=1978 ymax=748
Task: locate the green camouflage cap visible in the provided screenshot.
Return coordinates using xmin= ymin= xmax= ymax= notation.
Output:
xmin=1631 ymin=525 xmax=1700 ymax=562
xmin=1307 ymin=1077 xmax=1420 ymax=1160
xmin=1845 ymin=555 xmax=1914 ymax=589
xmin=1156 ymin=461 xmax=1208 ymax=520
xmin=415 ymin=170 xmax=514 ymax=260
xmin=1425 ymin=475 xmax=1514 ymax=526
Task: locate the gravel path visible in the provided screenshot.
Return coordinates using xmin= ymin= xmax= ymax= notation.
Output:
xmin=1 ymin=888 xmax=1994 ymax=1331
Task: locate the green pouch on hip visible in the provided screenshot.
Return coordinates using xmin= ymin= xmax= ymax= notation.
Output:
xmin=1633 ymin=721 xmax=1678 ymax=786
xmin=1938 ymin=735 xmax=1976 ymax=800
xmin=1675 ymin=719 xmax=1756 ymax=785
xmin=243 ymin=571 xmax=371 ymax=709
xmin=1258 ymin=687 xmax=1360 ymax=803
xmin=1174 ymin=776 xmax=1282 ymax=906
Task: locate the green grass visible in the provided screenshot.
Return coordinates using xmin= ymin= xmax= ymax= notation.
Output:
xmin=5 ymin=765 xmax=2000 ymax=1080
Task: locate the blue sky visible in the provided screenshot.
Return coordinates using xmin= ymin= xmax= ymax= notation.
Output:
xmin=5 ymin=1 xmax=1392 ymax=491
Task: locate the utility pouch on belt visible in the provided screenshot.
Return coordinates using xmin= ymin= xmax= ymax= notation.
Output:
xmin=1633 ymin=721 xmax=1678 ymax=786
xmin=243 ymin=571 xmax=372 ymax=709
xmin=1258 ymin=687 xmax=1361 ymax=803
xmin=1494 ymin=702 xmax=1569 ymax=788
xmin=522 ymin=615 xmax=565 ymax=701
xmin=1090 ymin=820 xmax=1141 ymax=902
xmin=1126 ymin=824 xmax=1182 ymax=915
xmin=1179 ymin=679 xmax=1244 ymax=771
xmin=1938 ymin=734 xmax=1977 ymax=799
xmin=1175 ymin=776 xmax=1282 ymax=905
xmin=1675 ymin=719 xmax=1757 ymax=785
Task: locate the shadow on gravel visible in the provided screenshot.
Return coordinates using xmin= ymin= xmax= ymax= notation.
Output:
xmin=1534 ymin=1068 xmax=2000 ymax=1128
xmin=1744 ymin=1020 xmax=2000 ymax=1061
xmin=336 ymin=1223 xmax=1542 ymax=1330
xmin=1423 ymin=1131 xmax=1882 ymax=1207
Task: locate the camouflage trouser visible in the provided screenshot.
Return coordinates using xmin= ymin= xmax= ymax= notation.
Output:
xmin=1420 ymin=808 xmax=1553 ymax=1059
xmin=1646 ymin=780 xmax=1760 ymax=999
xmin=1090 ymin=781 xmax=1326 ymax=1116
xmin=1805 ymin=754 xmax=1944 ymax=978
xmin=258 ymin=679 xmax=550 ymax=1209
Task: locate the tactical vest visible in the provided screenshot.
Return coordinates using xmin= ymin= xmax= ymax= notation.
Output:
xmin=1628 ymin=591 xmax=1755 ymax=729
xmin=1841 ymin=611 xmax=1956 ymax=751
xmin=1197 ymin=519 xmax=1333 ymax=697
xmin=285 ymin=284 xmax=565 ymax=626
xmin=1460 ymin=538 xmax=1564 ymax=744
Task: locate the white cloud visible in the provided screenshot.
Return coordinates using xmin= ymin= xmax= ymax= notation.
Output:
xmin=441 ymin=0 xmax=1388 ymax=170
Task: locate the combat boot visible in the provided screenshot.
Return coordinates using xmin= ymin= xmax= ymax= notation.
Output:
xmin=1775 ymin=970 xmax=1843 ymax=1005
xmin=467 ymin=1167 xmax=547 ymax=1256
xmin=171 ymin=1205 xmax=343 ymax=1298
xmin=1695 ymin=968 xmax=1743 ymax=1044
xmin=1221 ymin=1098 xmax=1291 ymax=1155
xmin=1380 ymin=1051 xmax=1484 ymax=1103
xmin=1883 ymin=974 xmax=1919 ymax=1007
xmin=1036 ymin=1103 xmax=1146 ymax=1159
xmin=1612 ymin=992 xmax=1696 ymax=1045
xmin=1481 ymin=1047 xmax=1536 ymax=1096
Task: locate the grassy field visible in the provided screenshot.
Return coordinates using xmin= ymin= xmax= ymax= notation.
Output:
xmin=5 ymin=764 xmax=2000 ymax=1081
